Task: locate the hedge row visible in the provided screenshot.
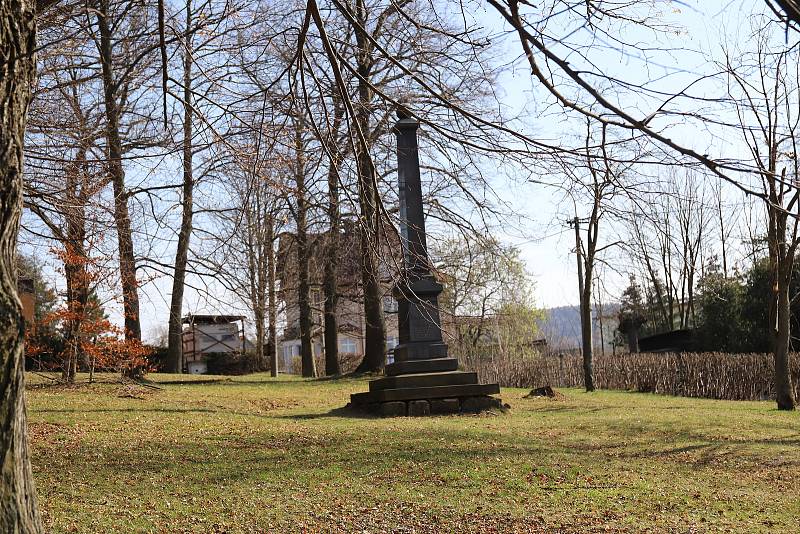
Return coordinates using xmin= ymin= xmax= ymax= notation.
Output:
xmin=463 ymin=351 xmax=800 ymax=401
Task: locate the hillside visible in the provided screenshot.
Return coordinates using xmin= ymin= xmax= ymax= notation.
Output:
xmin=537 ymin=304 xmax=620 ymax=352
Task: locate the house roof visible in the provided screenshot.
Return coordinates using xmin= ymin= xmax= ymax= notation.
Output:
xmin=182 ymin=314 xmax=245 ymax=325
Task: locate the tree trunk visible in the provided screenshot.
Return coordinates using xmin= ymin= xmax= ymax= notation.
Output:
xmin=97 ymin=0 xmax=141 ymax=342
xmin=352 ymin=3 xmax=386 ymax=373
xmin=772 ymin=265 xmax=796 ymax=410
xmin=574 ymin=217 xmax=594 ymax=392
xmin=580 ymin=276 xmax=594 ymax=391
xmin=167 ymin=2 xmax=195 ymax=373
xmin=62 ymin=151 xmax=89 ymax=383
xmin=774 ymin=281 xmax=795 ymax=409
xmin=62 ymin=244 xmax=88 ymax=383
xmin=294 ymin=123 xmax=315 ymax=378
xmin=0 ymin=2 xmax=44 ymax=531
xmin=626 ymin=328 xmax=639 ymax=354
xmin=323 ymin=233 xmax=340 ymax=375
xmin=354 ymin=185 xmax=387 ymax=373
xmin=267 ymin=213 xmax=278 ymax=377
xmin=253 ymin=308 xmax=265 ymax=371
xmin=323 ymin=129 xmax=342 ymax=376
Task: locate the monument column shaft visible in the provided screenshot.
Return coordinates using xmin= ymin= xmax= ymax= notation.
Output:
xmin=395 ymin=118 xmax=430 ymax=277
xmin=392 ymin=116 xmax=447 ymax=360
xmin=349 ymin=110 xmax=501 ymax=413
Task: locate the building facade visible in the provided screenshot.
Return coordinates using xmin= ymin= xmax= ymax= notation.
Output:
xmin=276 ymin=222 xmax=400 ymax=373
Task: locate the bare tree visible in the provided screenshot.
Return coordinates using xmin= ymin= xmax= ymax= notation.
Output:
xmin=24 ymin=18 xmax=108 ymax=381
xmin=724 ymin=23 xmax=800 ymax=410
xmin=568 ymin=124 xmax=625 ymax=391
xmin=95 ymin=0 xmax=148 ymax=343
xmin=166 ymin=0 xmax=196 ymax=373
xmin=323 ymin=91 xmax=345 ymax=375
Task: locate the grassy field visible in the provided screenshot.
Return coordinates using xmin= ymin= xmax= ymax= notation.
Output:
xmin=25 ymin=372 xmax=800 ymax=533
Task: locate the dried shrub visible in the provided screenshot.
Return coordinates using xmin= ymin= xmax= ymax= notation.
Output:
xmin=462 ymin=350 xmax=800 ymax=401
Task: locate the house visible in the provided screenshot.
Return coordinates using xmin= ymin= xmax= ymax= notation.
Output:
xmin=181 ymin=314 xmax=246 ymax=374
xmin=276 ymin=221 xmax=401 ymax=373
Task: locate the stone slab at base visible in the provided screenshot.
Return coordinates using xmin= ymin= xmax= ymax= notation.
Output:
xmin=384 ymin=358 xmax=458 ymax=376
xmin=351 ymin=395 xmax=506 ymax=417
xmin=351 ymin=382 xmax=499 ymax=404
xmin=369 ymin=371 xmax=477 ymax=391
xmin=408 ymin=400 xmax=431 ymax=416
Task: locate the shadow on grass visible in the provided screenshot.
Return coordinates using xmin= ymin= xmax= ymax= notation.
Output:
xmin=155 ymin=378 xmax=307 ymax=386
xmin=36 ymin=407 xmax=220 ymax=415
xmin=274 ymin=405 xmax=376 ymax=420
xmin=34 ymin=405 xmax=367 ymax=422
xmin=154 ymin=376 xmax=366 ymax=386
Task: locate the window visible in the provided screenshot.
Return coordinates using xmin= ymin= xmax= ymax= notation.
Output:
xmin=386 ymin=336 xmax=398 ymax=365
xmin=383 ymin=296 xmax=398 ymax=313
xmin=339 ymin=337 xmax=357 ymax=354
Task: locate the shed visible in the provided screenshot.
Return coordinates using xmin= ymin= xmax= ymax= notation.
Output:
xmin=181 ymin=314 xmax=245 ymax=374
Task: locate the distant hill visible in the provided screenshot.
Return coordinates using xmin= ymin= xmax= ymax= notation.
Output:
xmin=537 ymin=304 xmax=620 ymax=352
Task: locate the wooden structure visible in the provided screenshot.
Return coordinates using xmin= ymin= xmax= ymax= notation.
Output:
xmin=181 ymin=314 xmax=246 ymax=374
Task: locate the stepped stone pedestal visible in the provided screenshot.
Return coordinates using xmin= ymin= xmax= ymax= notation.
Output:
xmin=349 ymin=109 xmax=502 ymax=416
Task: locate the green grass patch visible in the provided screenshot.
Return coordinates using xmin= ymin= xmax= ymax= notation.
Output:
xmin=27 ymin=373 xmax=800 ymax=532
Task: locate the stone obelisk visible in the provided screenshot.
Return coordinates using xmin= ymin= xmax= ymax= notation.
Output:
xmin=350 ymin=109 xmax=502 ymax=416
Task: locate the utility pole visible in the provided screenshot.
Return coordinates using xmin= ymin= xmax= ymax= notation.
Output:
xmin=572 ymin=217 xmax=584 ymax=313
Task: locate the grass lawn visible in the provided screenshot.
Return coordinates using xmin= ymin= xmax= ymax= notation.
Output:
xmin=26 ymin=372 xmax=800 ymax=533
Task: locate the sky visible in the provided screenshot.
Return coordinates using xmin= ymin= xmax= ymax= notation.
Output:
xmin=20 ymin=0 xmax=781 ymax=343
xmin=472 ymin=0 xmax=765 ymax=311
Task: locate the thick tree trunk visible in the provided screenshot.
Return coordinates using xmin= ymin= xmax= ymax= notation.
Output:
xmin=354 ymin=167 xmax=386 ymax=373
xmin=580 ymin=276 xmax=594 ymax=392
xmin=767 ymin=187 xmax=796 ymax=410
xmin=97 ymin=0 xmax=141 ymax=342
xmin=0 ymin=2 xmax=44 ymax=531
xmin=167 ymin=4 xmax=195 ymax=373
xmin=352 ymin=8 xmax=386 ymax=373
xmin=323 ymin=150 xmax=341 ymax=376
xmin=61 ymin=151 xmax=89 ymax=383
xmin=574 ymin=217 xmax=594 ymax=392
xmin=323 ymin=95 xmax=344 ymax=376
xmin=773 ymin=266 xmax=796 ymax=410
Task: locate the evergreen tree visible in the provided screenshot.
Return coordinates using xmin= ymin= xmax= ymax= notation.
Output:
xmin=617 ymin=275 xmax=647 ymax=353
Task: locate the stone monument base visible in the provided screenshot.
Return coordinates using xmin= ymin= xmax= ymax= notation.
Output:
xmin=349 ymin=362 xmax=504 ymax=416
xmin=349 ymin=394 xmax=506 ymax=417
